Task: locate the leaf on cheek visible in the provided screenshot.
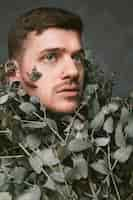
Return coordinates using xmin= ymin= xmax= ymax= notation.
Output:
xmin=27 ymin=66 xmax=42 ymax=82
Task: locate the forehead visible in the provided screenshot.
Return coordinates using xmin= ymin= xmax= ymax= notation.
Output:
xmin=23 ymin=28 xmax=82 ymax=53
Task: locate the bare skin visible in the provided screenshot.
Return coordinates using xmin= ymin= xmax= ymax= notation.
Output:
xmin=11 ymin=28 xmax=85 ymax=113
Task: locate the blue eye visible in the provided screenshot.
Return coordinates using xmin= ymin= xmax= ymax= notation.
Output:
xmin=46 ymin=53 xmax=57 ymax=62
xmin=72 ymin=54 xmax=85 ymax=65
xmin=40 ymin=52 xmax=58 ymax=64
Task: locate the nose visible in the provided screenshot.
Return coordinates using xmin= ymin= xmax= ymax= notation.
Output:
xmin=62 ymin=55 xmax=79 ymax=79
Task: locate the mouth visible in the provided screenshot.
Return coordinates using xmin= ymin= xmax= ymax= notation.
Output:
xmin=57 ymin=87 xmax=80 ymax=97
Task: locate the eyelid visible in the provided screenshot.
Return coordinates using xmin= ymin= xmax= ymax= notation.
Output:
xmin=72 ymin=52 xmax=85 ymax=61
xmin=39 ymin=51 xmax=59 ymax=61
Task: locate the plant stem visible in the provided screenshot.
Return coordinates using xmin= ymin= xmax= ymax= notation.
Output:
xmin=65 ymin=102 xmax=85 ymax=144
xmin=89 ymin=180 xmax=98 ymax=200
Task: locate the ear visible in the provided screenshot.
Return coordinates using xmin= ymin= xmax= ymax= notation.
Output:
xmin=5 ymin=60 xmax=21 ymax=82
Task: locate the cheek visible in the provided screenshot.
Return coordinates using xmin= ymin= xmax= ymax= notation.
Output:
xmin=36 ymin=77 xmax=55 ymax=98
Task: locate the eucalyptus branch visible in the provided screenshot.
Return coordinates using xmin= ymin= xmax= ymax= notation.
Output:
xmin=89 ymin=180 xmax=98 ymax=200
xmin=107 ymin=144 xmax=121 ymax=200
xmin=18 ymin=143 xmax=31 ymax=157
xmin=110 ymin=173 xmax=121 ymax=200
xmin=65 ymin=102 xmax=86 ymax=144
xmin=0 ymin=155 xmax=24 ymax=159
xmin=47 ymin=119 xmax=65 ymax=144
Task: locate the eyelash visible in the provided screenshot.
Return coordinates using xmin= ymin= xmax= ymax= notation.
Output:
xmin=72 ymin=54 xmax=85 ymax=65
xmin=40 ymin=52 xmax=59 ymax=63
xmin=40 ymin=52 xmax=85 ymax=65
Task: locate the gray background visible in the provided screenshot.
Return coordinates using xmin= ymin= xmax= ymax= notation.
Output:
xmin=0 ymin=0 xmax=133 ymax=96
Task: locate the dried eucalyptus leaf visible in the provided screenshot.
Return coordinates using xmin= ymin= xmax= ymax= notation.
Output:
xmin=25 ymin=134 xmax=41 ymax=150
xmin=16 ymin=185 xmax=41 ymax=200
xmin=68 ymin=138 xmax=90 ymax=152
xmin=65 ymin=168 xmax=80 ymax=180
xmin=37 ymin=148 xmax=59 ymax=166
xmin=50 ymin=171 xmax=65 ymax=183
xmin=72 ymin=122 xmax=87 ymax=140
xmin=27 ymin=67 xmax=42 ymax=81
xmin=29 ymin=154 xmax=43 ymax=174
xmin=47 ymin=118 xmax=58 ymax=131
xmin=94 ymin=137 xmax=110 ymax=146
xmin=90 ymin=159 xmax=108 ymax=175
xmin=125 ymin=120 xmax=133 ymax=138
xmin=0 ymin=192 xmax=12 ymax=200
xmin=103 ymin=117 xmax=114 ymax=133
xmin=10 ymin=167 xmax=26 ymax=184
xmin=107 ymin=102 xmax=119 ymax=113
xmin=44 ymin=177 xmax=56 ymax=191
xmin=17 ymin=88 xmax=27 ymax=97
xmin=101 ymin=105 xmax=110 ymax=115
xmin=73 ymin=118 xmax=84 ymax=131
xmin=90 ymin=111 xmax=105 ymax=130
xmin=91 ymin=97 xmax=100 ymax=116
xmin=112 ymin=145 xmax=133 ymax=163
xmin=5 ymin=60 xmax=17 ymax=74
xmin=85 ymin=84 xmax=98 ymax=96
xmin=19 ymin=102 xmax=37 ymax=114
xmin=115 ymin=122 xmax=126 ymax=147
xmin=30 ymin=96 xmax=40 ymax=104
xmin=57 ymin=144 xmax=70 ymax=161
xmin=75 ymin=129 xmax=88 ymax=140
xmin=120 ymin=106 xmax=130 ymax=124
xmin=0 ymin=94 xmax=8 ymax=104
xmin=72 ymin=155 xmax=88 ymax=179
xmin=0 ymin=173 xmax=6 ymax=186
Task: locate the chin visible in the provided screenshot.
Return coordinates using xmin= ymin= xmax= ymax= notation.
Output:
xmin=52 ymin=102 xmax=79 ymax=114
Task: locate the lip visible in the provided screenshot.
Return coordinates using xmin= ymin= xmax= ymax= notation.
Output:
xmin=57 ymin=87 xmax=80 ymax=97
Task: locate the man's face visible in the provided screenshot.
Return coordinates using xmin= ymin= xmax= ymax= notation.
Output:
xmin=16 ymin=28 xmax=85 ymax=113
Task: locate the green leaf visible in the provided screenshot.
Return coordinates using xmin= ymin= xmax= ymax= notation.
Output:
xmin=103 ymin=117 xmax=114 ymax=133
xmin=94 ymin=137 xmax=110 ymax=146
xmin=16 ymin=185 xmax=41 ymax=200
xmin=112 ymin=145 xmax=133 ymax=163
xmin=115 ymin=122 xmax=126 ymax=147
xmin=90 ymin=159 xmax=108 ymax=175
xmin=19 ymin=102 xmax=37 ymax=114
xmin=0 ymin=192 xmax=12 ymax=200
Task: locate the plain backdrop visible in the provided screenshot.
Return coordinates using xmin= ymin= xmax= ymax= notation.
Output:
xmin=0 ymin=0 xmax=133 ymax=96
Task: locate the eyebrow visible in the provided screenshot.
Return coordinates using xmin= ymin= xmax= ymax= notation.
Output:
xmin=39 ymin=48 xmax=85 ymax=56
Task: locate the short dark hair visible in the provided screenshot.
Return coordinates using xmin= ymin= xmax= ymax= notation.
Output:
xmin=8 ymin=7 xmax=83 ymax=59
